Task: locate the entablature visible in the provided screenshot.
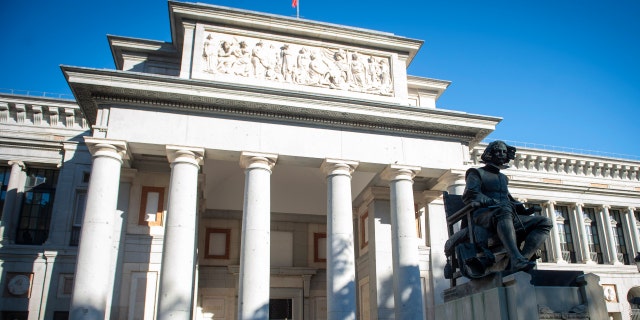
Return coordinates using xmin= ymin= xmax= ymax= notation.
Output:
xmin=63 ymin=66 xmax=500 ymax=146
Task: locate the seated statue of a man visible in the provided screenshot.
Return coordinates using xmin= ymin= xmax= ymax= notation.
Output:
xmin=462 ymin=140 xmax=553 ymax=272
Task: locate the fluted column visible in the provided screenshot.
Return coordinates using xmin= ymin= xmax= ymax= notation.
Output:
xmin=157 ymin=146 xmax=204 ymax=320
xmin=70 ymin=139 xmax=127 ymax=320
xmin=237 ymin=152 xmax=277 ymax=320
xmin=0 ymin=160 xmax=26 ymax=244
xmin=381 ymin=164 xmax=424 ymax=320
xmin=602 ymin=205 xmax=621 ymax=265
xmin=546 ymin=201 xmax=564 ymax=263
xmin=574 ymin=204 xmax=592 ymax=263
xmin=321 ymin=159 xmax=358 ymax=320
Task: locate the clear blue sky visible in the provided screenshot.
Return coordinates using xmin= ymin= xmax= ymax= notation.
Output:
xmin=2 ymin=0 xmax=639 ymax=158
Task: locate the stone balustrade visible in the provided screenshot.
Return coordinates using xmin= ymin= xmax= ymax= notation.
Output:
xmin=0 ymin=97 xmax=88 ymax=130
xmin=471 ymin=145 xmax=640 ymax=181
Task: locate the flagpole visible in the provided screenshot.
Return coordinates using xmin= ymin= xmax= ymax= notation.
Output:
xmin=297 ymin=0 xmax=300 ymax=19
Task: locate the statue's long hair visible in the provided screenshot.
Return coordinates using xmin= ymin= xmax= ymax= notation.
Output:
xmin=480 ymin=140 xmax=516 ymax=163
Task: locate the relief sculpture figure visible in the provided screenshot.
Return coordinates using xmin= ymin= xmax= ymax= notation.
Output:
xmin=201 ymin=32 xmax=395 ymax=96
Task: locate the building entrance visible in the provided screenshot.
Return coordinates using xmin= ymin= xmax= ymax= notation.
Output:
xmin=269 ymin=298 xmax=293 ymax=319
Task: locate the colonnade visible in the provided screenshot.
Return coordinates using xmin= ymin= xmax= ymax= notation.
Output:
xmin=541 ymin=201 xmax=637 ymax=265
xmin=67 ymin=138 xmax=426 ymax=320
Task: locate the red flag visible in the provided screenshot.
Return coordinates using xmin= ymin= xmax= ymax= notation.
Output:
xmin=292 ymin=0 xmax=298 ymax=8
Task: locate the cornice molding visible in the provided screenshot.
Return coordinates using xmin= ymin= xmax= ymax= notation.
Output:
xmin=63 ymin=66 xmax=499 ymax=145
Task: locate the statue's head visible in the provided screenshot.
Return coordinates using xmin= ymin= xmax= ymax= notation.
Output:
xmin=480 ymin=140 xmax=516 ymax=166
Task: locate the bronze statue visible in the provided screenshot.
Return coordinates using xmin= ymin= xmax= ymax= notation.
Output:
xmin=448 ymin=141 xmax=553 ymax=278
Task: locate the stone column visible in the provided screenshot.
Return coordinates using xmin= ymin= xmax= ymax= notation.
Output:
xmin=70 ymin=139 xmax=126 ymax=320
xmin=157 ymin=146 xmax=204 ymax=320
xmin=602 ymin=205 xmax=621 ymax=265
xmin=0 ymin=160 xmax=26 ymax=244
xmin=321 ymin=159 xmax=358 ymax=320
xmin=546 ymin=201 xmax=565 ymax=263
xmin=237 ymin=152 xmax=277 ymax=320
xmin=574 ymin=204 xmax=593 ymax=263
xmin=627 ymin=207 xmax=640 ymax=257
xmin=381 ymin=164 xmax=425 ymax=320
xmin=621 ymin=208 xmax=638 ymax=257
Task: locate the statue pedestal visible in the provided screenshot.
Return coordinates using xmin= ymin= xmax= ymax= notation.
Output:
xmin=437 ymin=270 xmax=608 ymax=320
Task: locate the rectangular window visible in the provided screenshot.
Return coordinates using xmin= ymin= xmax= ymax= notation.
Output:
xmin=16 ymin=168 xmax=58 ymax=245
xmin=138 ymin=186 xmax=164 ymax=227
xmin=0 ymin=165 xmax=10 ymax=219
xmin=204 ymin=228 xmax=231 ymax=259
xmin=611 ymin=209 xmax=630 ymax=264
xmin=1 ymin=312 xmax=28 ymax=320
xmin=70 ymin=190 xmax=87 ymax=246
xmin=555 ymin=205 xmax=577 ymax=263
xmin=583 ymin=207 xmax=603 ymax=264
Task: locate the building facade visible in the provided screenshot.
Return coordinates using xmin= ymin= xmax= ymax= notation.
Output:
xmin=0 ymin=2 xmax=639 ymax=320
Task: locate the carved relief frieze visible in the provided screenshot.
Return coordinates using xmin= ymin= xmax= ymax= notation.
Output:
xmin=197 ymin=31 xmax=394 ymax=96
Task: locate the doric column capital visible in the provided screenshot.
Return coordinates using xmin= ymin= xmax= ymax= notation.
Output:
xmin=575 ymin=202 xmax=584 ymax=209
xmin=166 ymin=145 xmax=204 ymax=167
xmin=628 ymin=207 xmax=636 ymax=214
xmin=321 ymin=158 xmax=358 ymax=177
xmin=546 ymin=200 xmax=557 ymax=206
xmin=602 ymin=204 xmax=611 ymax=210
xmin=239 ymin=151 xmax=278 ymax=172
xmin=84 ymin=138 xmax=128 ymax=163
xmin=380 ymin=164 xmax=421 ymax=182
xmin=7 ymin=160 xmax=25 ymax=170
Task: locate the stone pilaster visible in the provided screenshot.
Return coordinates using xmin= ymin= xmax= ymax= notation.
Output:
xmin=381 ymin=164 xmax=425 ymax=320
xmin=157 ymin=146 xmax=204 ymax=320
xmin=70 ymin=138 xmax=127 ymax=320
xmin=0 ymin=160 xmax=26 ymax=244
xmin=321 ymin=159 xmax=358 ymax=320
xmin=237 ymin=152 xmax=277 ymax=320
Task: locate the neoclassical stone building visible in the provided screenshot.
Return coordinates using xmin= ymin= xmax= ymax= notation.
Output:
xmin=1 ymin=2 xmax=639 ymax=320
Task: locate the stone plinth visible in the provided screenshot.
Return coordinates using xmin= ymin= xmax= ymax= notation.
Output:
xmin=437 ymin=270 xmax=607 ymax=320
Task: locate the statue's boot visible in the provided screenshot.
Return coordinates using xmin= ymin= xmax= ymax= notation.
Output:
xmin=520 ymin=217 xmax=553 ymax=260
xmin=496 ymin=219 xmax=535 ymax=272
xmin=520 ymin=228 xmax=550 ymax=260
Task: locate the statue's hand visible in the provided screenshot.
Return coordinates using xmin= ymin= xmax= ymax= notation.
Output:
xmin=481 ymin=198 xmax=497 ymax=207
xmin=472 ymin=198 xmax=496 ymax=208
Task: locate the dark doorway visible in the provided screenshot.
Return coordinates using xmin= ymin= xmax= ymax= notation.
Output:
xmin=269 ymin=299 xmax=293 ymax=320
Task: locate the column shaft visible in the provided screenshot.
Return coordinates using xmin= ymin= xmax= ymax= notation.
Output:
xmin=382 ymin=165 xmax=424 ymax=320
xmin=547 ymin=201 xmax=564 ymax=263
xmin=602 ymin=206 xmax=620 ymax=264
xmin=157 ymin=147 xmax=203 ymax=320
xmin=238 ymin=152 xmax=277 ymax=320
xmin=628 ymin=208 xmax=640 ymax=256
xmin=322 ymin=159 xmax=358 ymax=320
xmin=0 ymin=161 xmax=25 ymax=243
xmin=70 ymin=142 xmax=124 ymax=320
xmin=574 ymin=204 xmax=592 ymax=263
